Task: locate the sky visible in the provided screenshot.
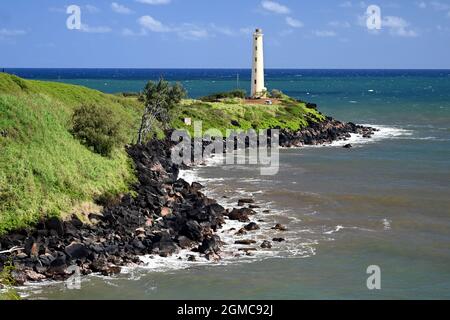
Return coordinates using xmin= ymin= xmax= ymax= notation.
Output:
xmin=1 ymin=0 xmax=450 ymax=69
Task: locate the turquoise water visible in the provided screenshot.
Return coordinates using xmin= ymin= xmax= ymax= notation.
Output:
xmin=11 ymin=69 xmax=450 ymax=299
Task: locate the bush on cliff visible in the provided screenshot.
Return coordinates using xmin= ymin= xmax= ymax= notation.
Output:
xmin=72 ymin=104 xmax=131 ymax=156
xmin=0 ymin=73 xmax=140 ymax=235
xmin=199 ymin=89 xmax=247 ymax=102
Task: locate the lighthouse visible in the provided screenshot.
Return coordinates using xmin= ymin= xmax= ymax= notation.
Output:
xmin=251 ymin=28 xmax=266 ymax=98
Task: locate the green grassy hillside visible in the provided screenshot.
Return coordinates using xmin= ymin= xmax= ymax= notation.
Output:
xmin=171 ymin=97 xmax=325 ymax=136
xmin=0 ymin=74 xmax=142 ymax=234
xmin=0 ymin=74 xmax=325 ymax=235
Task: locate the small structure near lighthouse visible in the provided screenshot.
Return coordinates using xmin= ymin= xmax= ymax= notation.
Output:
xmin=251 ymin=28 xmax=267 ymax=98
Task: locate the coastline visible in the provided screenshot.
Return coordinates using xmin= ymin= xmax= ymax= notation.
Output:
xmin=0 ymin=117 xmax=377 ymax=287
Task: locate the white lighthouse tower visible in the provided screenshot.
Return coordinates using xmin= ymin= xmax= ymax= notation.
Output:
xmin=251 ymin=28 xmax=266 ymax=98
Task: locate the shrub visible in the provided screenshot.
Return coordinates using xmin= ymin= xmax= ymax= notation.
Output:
xmin=270 ymin=89 xmax=283 ymax=99
xmin=72 ymin=104 xmax=129 ymax=156
xmin=200 ymin=89 xmax=246 ymax=102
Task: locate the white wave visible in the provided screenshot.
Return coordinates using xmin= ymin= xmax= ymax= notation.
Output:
xmin=382 ymin=218 xmax=392 ymax=231
xmin=305 ymin=124 xmax=415 ymax=148
xmin=324 ymin=225 xmax=344 ymax=235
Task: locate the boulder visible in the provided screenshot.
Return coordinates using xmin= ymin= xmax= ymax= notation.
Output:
xmin=182 ymin=220 xmax=203 ymax=241
xmin=198 ymin=235 xmax=221 ymax=254
xmin=65 ymin=242 xmax=90 ymax=260
xmin=271 ymin=224 xmax=288 ymax=231
xmin=228 ymin=208 xmax=252 ymax=222
xmin=24 ymin=269 xmax=46 ymax=282
xmin=260 ymin=240 xmax=272 ymax=249
xmin=235 ymin=240 xmax=257 ymax=245
xmin=177 ymin=236 xmax=195 ymax=249
xmin=244 ymin=222 xmax=260 ymax=231
xmin=238 ymin=198 xmax=255 ymax=206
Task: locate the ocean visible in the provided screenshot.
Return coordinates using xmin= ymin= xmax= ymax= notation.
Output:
xmin=7 ymin=69 xmax=450 ymax=299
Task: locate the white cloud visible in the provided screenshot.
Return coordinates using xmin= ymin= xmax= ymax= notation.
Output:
xmin=85 ymin=5 xmax=100 ymax=13
xmin=138 ymin=15 xmax=171 ymax=32
xmin=136 ymin=0 xmax=171 ymax=4
xmin=111 ymin=2 xmax=133 ymax=14
xmin=261 ymin=1 xmax=290 ymax=14
xmin=285 ymin=17 xmax=303 ymax=28
xmin=417 ymin=1 xmax=427 ymax=9
xmin=210 ymin=24 xmax=234 ymax=36
xmin=239 ymin=27 xmax=255 ymax=35
xmin=430 ymin=1 xmax=450 ymax=11
xmin=177 ymin=24 xmax=209 ymax=40
xmin=382 ymin=16 xmax=418 ymax=37
xmin=80 ymin=24 xmax=112 ymax=33
xmin=328 ymin=21 xmax=351 ymax=28
xmin=313 ymin=30 xmax=337 ymax=37
xmin=121 ymin=28 xmax=147 ymax=36
xmin=339 ymin=1 xmax=353 ymax=8
xmin=0 ymin=28 xmax=27 ymax=37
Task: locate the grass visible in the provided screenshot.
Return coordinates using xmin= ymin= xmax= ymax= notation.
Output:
xmin=0 ymin=74 xmax=141 ymax=235
xmin=171 ymin=96 xmax=325 ymax=137
xmin=0 ymin=73 xmax=325 ymax=235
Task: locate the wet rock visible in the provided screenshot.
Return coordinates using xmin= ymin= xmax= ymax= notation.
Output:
xmin=260 ymin=240 xmax=272 ymax=249
xmin=177 ymin=236 xmax=195 ymax=249
xmin=271 ymin=224 xmax=288 ymax=232
xmin=205 ymin=252 xmax=221 ymax=262
xmin=191 ymin=182 xmax=204 ymax=192
xmin=65 ymin=242 xmax=90 ymax=260
xmin=182 ymin=220 xmax=203 ymax=241
xmin=132 ymin=239 xmax=146 ymax=251
xmin=228 ymin=208 xmax=253 ymax=222
xmin=48 ymin=253 xmax=67 ymax=275
xmin=272 ymin=238 xmax=286 ymax=242
xmin=238 ymin=199 xmax=255 ymax=206
xmin=235 ymin=240 xmax=257 ymax=245
xmin=343 ymin=144 xmax=352 ymax=149
xmin=25 ymin=269 xmax=46 ymax=282
xmin=244 ymin=222 xmax=260 ymax=231
xmin=156 ymin=240 xmax=179 ymax=257
xmin=198 ymin=235 xmax=221 ymax=254
xmin=187 ymin=255 xmax=196 ymax=262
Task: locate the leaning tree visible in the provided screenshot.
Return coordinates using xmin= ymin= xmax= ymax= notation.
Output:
xmin=137 ymin=79 xmax=186 ymax=144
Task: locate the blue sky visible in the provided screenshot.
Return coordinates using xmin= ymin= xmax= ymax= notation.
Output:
xmin=1 ymin=0 xmax=450 ymax=68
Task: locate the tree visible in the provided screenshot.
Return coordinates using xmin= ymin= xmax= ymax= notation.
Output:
xmin=137 ymin=79 xmax=186 ymax=144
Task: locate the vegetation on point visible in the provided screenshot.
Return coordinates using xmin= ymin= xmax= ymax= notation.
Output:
xmin=199 ymin=89 xmax=247 ymax=102
xmin=171 ymin=93 xmax=325 ymax=137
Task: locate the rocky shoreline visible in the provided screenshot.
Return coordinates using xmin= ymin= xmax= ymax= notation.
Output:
xmin=0 ymin=117 xmax=377 ymax=285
